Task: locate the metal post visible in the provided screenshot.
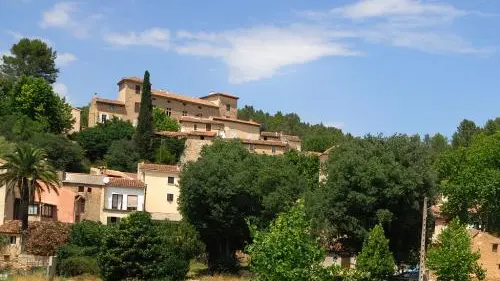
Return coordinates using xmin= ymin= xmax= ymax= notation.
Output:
xmin=419 ymin=197 xmax=428 ymax=281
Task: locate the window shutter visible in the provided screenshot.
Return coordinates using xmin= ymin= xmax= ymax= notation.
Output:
xmin=127 ymin=195 xmax=138 ymax=208
xmin=107 ymin=217 xmax=111 ymax=225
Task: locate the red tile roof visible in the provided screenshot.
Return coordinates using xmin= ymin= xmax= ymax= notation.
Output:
xmin=107 ymin=178 xmax=145 ymax=188
xmin=179 ymin=116 xmax=224 ymax=125
xmin=138 ymin=163 xmax=180 ymax=173
xmin=200 ymin=92 xmax=239 ymax=100
xmin=187 ymin=131 xmax=218 ymax=137
xmin=212 ymin=117 xmax=261 ymax=127
xmin=155 ymin=131 xmax=217 ymax=137
xmin=155 ymin=131 xmax=188 ymax=137
xmin=94 ymin=97 xmax=126 ymax=106
xmin=152 ymin=90 xmax=219 ymax=108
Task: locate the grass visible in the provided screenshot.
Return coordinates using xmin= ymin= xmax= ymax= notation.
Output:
xmin=5 ymin=272 xmax=102 ymax=281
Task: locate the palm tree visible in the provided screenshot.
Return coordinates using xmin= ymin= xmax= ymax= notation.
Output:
xmin=0 ymin=144 xmax=59 ymax=252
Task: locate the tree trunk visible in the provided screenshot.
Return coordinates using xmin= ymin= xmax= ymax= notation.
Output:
xmin=20 ymin=180 xmax=29 ymax=253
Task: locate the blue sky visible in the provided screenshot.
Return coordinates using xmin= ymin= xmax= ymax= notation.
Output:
xmin=1 ymin=0 xmax=499 ymax=137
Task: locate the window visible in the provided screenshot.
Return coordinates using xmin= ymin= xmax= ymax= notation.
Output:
xmin=41 ymin=205 xmax=54 ymax=218
xmin=127 ymin=195 xmax=138 ymax=211
xmin=77 ymin=199 xmax=85 ymax=213
xmin=249 ymin=144 xmax=255 ymax=151
xmin=111 ymin=194 xmax=123 ymax=210
xmin=167 ymin=193 xmax=174 ymax=202
xmin=264 ymin=137 xmax=268 ymax=141
xmin=200 ymin=136 xmax=205 ymax=140
xmin=28 ymin=204 xmax=39 ymax=215
xmin=198 ymin=106 xmax=202 ymax=109
xmin=226 ymin=104 xmax=231 ymax=112
xmin=87 ymin=187 xmax=92 ymax=193
xmin=78 ymin=186 xmax=84 ymax=192
xmin=167 ymin=177 xmax=175 ymax=185
xmin=108 ymin=104 xmax=115 ymax=112
xmin=182 ymin=111 xmax=188 ymax=116
xmin=196 ymin=113 xmax=202 ymax=117
xmin=101 ymin=114 xmax=108 ymax=123
xmin=3 ymin=255 xmax=10 ymax=262
xmin=135 ymin=102 xmax=140 ymax=113
xmin=107 ymin=217 xmax=121 ymax=224
xmin=194 ymin=124 xmax=198 ymax=131
xmin=206 ymin=124 xmax=211 ymax=131
xmin=9 ymin=236 xmax=16 ymax=245
xmin=182 ymin=103 xmax=186 ymax=106
xmin=272 ymin=146 xmax=276 ymax=154
xmin=166 ymin=108 xmax=172 ymax=117
xmin=135 ymin=85 xmax=141 ymax=94
xmin=493 ymin=244 xmax=498 ymax=252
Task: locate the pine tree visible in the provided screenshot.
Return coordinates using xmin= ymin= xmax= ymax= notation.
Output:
xmin=356 ymin=224 xmax=395 ymax=281
xmin=134 ymin=70 xmax=154 ymax=161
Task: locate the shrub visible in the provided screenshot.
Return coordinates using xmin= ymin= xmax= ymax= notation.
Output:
xmin=356 ymin=224 xmax=395 ymax=281
xmin=69 ymin=220 xmax=105 ymax=255
xmin=26 ymin=221 xmax=70 ymax=256
xmin=59 ymin=256 xmax=99 ymax=277
xmin=247 ymin=200 xmax=325 ymax=281
xmin=98 ymin=212 xmax=191 ymax=281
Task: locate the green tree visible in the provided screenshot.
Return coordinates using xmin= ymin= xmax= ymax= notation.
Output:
xmin=179 ymin=140 xmax=309 ymax=271
xmin=155 ymin=144 xmax=176 ymax=164
xmin=427 ymin=219 xmax=485 ymax=281
xmin=438 ymin=132 xmax=500 ymax=232
xmin=356 ymin=224 xmax=395 ymax=281
xmin=9 ymin=76 xmax=73 ymax=134
xmin=452 ymin=119 xmax=480 ymax=148
xmin=307 ymin=135 xmax=436 ymax=264
xmin=28 ymin=133 xmax=88 ymax=172
xmin=76 ymin=118 xmax=135 ymax=162
xmin=483 ymin=118 xmax=500 ymax=136
xmin=104 ymin=139 xmax=140 ymax=172
xmin=0 ymin=114 xmax=46 ymax=142
xmin=98 ymin=212 xmax=190 ymax=281
xmin=1 ymin=38 xmax=58 ymax=83
xmin=134 ymin=70 xmax=154 ymax=161
xmin=153 ymin=107 xmax=180 ymax=131
xmin=0 ymin=144 xmax=59 ymax=252
xmin=79 ymin=105 xmax=89 ymax=131
xmin=0 ymin=136 xmax=14 ymax=158
xmin=247 ymin=200 xmax=325 ymax=281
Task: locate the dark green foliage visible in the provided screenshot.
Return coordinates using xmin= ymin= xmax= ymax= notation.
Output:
xmin=153 ymin=136 xmax=186 ymax=163
xmin=8 ymin=76 xmax=73 ymax=134
xmin=76 ymin=118 xmax=135 ymax=162
xmin=356 ymin=224 xmax=395 ymax=281
xmin=306 ymin=134 xmax=436 ymax=264
xmin=179 ymin=140 xmax=310 ymax=272
xmin=0 ymin=38 xmax=58 ymax=84
xmin=68 ymin=220 xmax=105 ymax=253
xmin=0 ymin=137 xmax=14 ymax=158
xmin=154 ymin=220 xmax=206 ymax=260
xmin=155 ymin=145 xmax=176 ymax=164
xmin=153 ymin=107 xmax=180 ymax=131
xmin=27 ymin=133 xmax=88 ymax=172
xmin=452 ymin=119 xmax=481 ymax=148
xmin=0 ymin=114 xmax=46 ymax=142
xmin=427 ymin=219 xmax=485 ymax=281
xmin=134 ymin=70 xmax=154 ymax=161
xmin=104 ymin=139 xmax=140 ymax=172
xmin=98 ymin=212 xmax=190 ymax=281
xmin=238 ymin=105 xmax=344 ymax=152
xmin=247 ymin=201 xmax=326 ymax=281
xmin=59 ymin=256 xmax=100 ymax=277
xmin=283 ymin=150 xmax=320 ymax=190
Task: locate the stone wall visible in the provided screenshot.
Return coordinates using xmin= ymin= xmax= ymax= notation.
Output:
xmin=180 ymin=138 xmax=214 ymax=164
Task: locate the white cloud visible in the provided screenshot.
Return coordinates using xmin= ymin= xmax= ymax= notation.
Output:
xmin=40 ymin=2 xmax=101 ymax=38
xmin=331 ymin=0 xmax=465 ymax=20
xmin=52 ymin=83 xmax=68 ymax=98
xmin=103 ymin=28 xmax=170 ymax=50
xmin=56 ymin=52 xmax=77 ymax=66
xmin=176 ymin=26 xmax=360 ymax=83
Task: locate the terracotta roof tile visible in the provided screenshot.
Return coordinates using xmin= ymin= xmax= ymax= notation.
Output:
xmin=155 ymin=131 xmax=188 ymax=137
xmin=179 ymin=116 xmax=224 ymax=125
xmin=155 ymin=131 xmax=217 ymax=137
xmin=152 ymin=90 xmax=219 ymax=108
xmin=107 ymin=178 xmax=145 ymax=188
xmin=212 ymin=117 xmax=261 ymax=127
xmin=187 ymin=131 xmax=217 ymax=137
xmin=117 ymin=76 xmax=143 ymax=84
xmin=200 ymin=92 xmax=239 ymax=100
xmin=63 ymin=173 xmax=107 ymax=186
xmin=139 ymin=163 xmax=180 ymax=173
xmin=94 ymin=97 xmax=126 ymax=106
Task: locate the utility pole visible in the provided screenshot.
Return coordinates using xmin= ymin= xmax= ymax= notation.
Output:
xmin=419 ymin=197 xmax=428 ymax=281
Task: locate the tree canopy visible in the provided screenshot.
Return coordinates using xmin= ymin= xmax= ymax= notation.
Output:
xmin=0 ymin=38 xmax=58 ymax=84
xmin=153 ymin=107 xmax=180 ymax=132
xmin=356 ymin=224 xmax=395 ymax=281
xmin=306 ymin=134 xmax=436 ymax=264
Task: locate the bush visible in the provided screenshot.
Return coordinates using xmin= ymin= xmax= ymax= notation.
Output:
xmin=26 ymin=221 xmax=70 ymax=256
xmin=59 ymin=256 xmax=99 ymax=277
xmin=356 ymin=224 xmax=395 ymax=281
xmin=69 ymin=220 xmax=105 ymax=251
xmin=98 ymin=212 xmax=191 ymax=281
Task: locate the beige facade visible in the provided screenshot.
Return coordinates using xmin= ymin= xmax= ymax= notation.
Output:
xmin=62 ymin=173 xmax=107 ymax=223
xmin=214 ymin=117 xmax=261 ymax=140
xmin=88 ymin=96 xmax=127 ymax=127
xmin=470 ymin=230 xmax=500 ymax=280
xmin=138 ymin=163 xmax=182 ymax=221
xmin=69 ymin=108 xmax=81 ymax=134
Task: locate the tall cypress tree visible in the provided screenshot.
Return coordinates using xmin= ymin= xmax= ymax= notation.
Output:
xmin=134 ymin=70 xmax=154 ymax=161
